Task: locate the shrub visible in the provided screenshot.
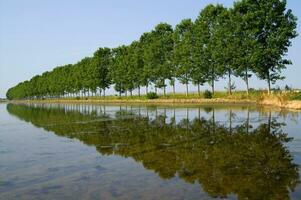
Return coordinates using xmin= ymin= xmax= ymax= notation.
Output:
xmin=75 ymin=96 xmax=80 ymax=100
xmin=204 ymin=90 xmax=212 ymax=99
xmin=285 ymin=85 xmax=292 ymax=91
xmin=292 ymin=92 xmax=301 ymax=100
xmin=249 ymin=88 xmax=256 ymax=92
xmin=146 ymin=92 xmax=159 ymax=99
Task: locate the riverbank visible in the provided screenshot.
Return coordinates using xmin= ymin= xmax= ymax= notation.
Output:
xmin=9 ymin=92 xmax=301 ymax=110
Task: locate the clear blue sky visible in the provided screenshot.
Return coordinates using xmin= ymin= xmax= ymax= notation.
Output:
xmin=0 ymin=0 xmax=300 ymax=98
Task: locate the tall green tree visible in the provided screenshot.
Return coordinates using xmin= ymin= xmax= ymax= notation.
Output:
xmin=237 ymin=0 xmax=297 ymax=94
xmin=193 ymin=4 xmax=226 ymax=94
xmin=213 ymin=7 xmax=238 ymax=95
xmin=92 ymin=47 xmax=112 ymax=97
xmin=143 ymin=23 xmax=174 ymax=95
xmin=139 ymin=32 xmax=153 ymax=94
xmin=174 ymin=19 xmax=194 ymax=96
xmin=128 ymin=41 xmax=144 ymax=96
xmin=111 ymin=46 xmax=129 ymax=96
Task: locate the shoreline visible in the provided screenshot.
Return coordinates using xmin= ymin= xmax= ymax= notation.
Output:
xmin=8 ymin=98 xmax=301 ymax=111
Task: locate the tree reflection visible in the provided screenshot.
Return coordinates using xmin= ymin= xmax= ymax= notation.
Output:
xmin=7 ymin=103 xmax=300 ymax=200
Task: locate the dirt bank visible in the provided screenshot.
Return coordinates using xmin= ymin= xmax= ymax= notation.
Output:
xmin=9 ymin=97 xmax=301 ymax=111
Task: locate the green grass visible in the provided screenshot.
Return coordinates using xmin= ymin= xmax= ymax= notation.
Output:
xmin=291 ymin=92 xmax=301 ymax=100
xmin=58 ymin=90 xmax=263 ymax=101
xmin=34 ymin=90 xmax=301 ymax=102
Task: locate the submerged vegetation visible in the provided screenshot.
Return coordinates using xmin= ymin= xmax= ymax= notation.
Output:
xmin=6 ymin=0 xmax=298 ymax=100
xmin=7 ymin=103 xmax=300 ymax=199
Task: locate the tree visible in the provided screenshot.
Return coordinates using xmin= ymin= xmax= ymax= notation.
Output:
xmin=213 ymin=7 xmax=237 ymax=95
xmin=193 ymin=4 xmax=226 ymax=94
xmin=111 ymin=46 xmax=129 ymax=97
xmin=143 ymin=23 xmax=174 ymax=95
xmin=139 ymin=32 xmax=153 ymax=94
xmin=128 ymin=41 xmax=144 ymax=96
xmin=92 ymin=47 xmax=112 ymax=97
xmin=174 ymin=19 xmax=194 ymax=96
xmin=237 ymin=0 xmax=298 ymax=94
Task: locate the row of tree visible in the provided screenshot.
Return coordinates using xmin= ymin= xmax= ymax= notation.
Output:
xmin=6 ymin=0 xmax=298 ymax=100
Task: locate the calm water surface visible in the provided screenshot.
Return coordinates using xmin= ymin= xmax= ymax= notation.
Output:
xmin=0 ymin=103 xmax=301 ymax=200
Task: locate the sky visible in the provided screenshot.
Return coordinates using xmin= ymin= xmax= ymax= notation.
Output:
xmin=0 ymin=0 xmax=300 ymax=98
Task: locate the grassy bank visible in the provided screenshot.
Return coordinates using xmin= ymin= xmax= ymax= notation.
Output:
xmin=11 ymin=90 xmax=301 ymax=110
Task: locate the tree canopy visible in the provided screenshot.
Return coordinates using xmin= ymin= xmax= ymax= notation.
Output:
xmin=6 ymin=0 xmax=297 ymax=100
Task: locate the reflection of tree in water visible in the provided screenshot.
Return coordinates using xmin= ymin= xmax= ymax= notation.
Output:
xmin=7 ymin=104 xmax=300 ymax=200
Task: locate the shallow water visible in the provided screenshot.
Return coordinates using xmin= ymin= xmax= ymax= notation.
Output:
xmin=0 ymin=103 xmax=301 ymax=200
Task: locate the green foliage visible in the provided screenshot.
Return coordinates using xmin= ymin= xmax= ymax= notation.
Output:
xmin=236 ymin=0 xmax=298 ymax=93
xmin=146 ymin=92 xmax=159 ymax=99
xmin=204 ymin=90 xmax=212 ymax=99
xmin=92 ymin=47 xmax=112 ymax=93
xmin=292 ymin=92 xmax=301 ymax=100
xmin=6 ymin=0 xmax=297 ymax=100
xmin=193 ymin=4 xmax=228 ymax=94
xmin=140 ymin=23 xmax=174 ymax=95
xmin=285 ymin=85 xmax=292 ymax=91
xmin=174 ymin=19 xmax=194 ymax=88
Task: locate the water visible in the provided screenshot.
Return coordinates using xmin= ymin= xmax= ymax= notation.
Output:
xmin=0 ymin=103 xmax=301 ymax=200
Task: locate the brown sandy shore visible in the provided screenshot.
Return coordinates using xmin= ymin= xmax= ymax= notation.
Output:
xmin=8 ymin=98 xmax=301 ymax=111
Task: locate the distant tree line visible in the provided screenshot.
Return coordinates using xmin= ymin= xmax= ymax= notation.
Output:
xmin=6 ymin=0 xmax=297 ymax=100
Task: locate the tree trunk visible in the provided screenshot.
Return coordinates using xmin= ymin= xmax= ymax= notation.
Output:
xmin=103 ymin=89 xmax=106 ymax=98
xmin=212 ymin=79 xmax=215 ymax=95
xmin=186 ymin=83 xmax=189 ymax=97
xmin=197 ymin=84 xmax=200 ymax=97
xmin=245 ymin=67 xmax=249 ymax=95
xmin=130 ymin=90 xmax=133 ymax=97
xmin=173 ymin=83 xmax=175 ymax=96
xmin=185 ymin=73 xmax=189 ymax=97
xmin=146 ymin=83 xmax=148 ymax=94
xmin=138 ymin=86 xmax=141 ymax=97
xmin=163 ymin=80 xmax=166 ymax=96
xmin=228 ymin=69 xmax=232 ymax=95
xmin=267 ymin=71 xmax=271 ymax=94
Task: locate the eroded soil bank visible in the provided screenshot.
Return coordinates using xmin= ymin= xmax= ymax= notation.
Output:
xmin=10 ymin=97 xmax=301 ymax=111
